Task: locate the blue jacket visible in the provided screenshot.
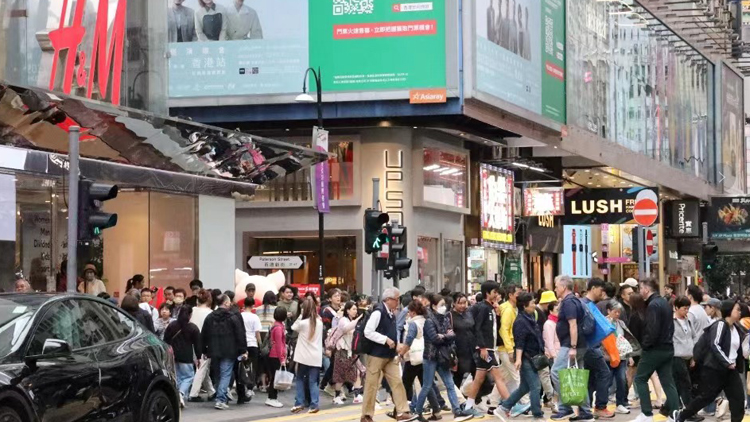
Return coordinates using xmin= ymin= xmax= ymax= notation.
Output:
xmin=513 ymin=309 xmax=544 ymax=359
xmin=423 ymin=311 xmax=455 ymax=362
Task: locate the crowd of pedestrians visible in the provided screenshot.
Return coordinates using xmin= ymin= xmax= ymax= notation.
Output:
xmin=69 ymin=273 xmax=750 ymax=422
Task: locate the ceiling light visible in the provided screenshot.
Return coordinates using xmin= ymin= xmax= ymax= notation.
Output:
xmin=285 ymin=128 xmax=290 ymax=132
xmin=620 ymin=181 xmax=626 ymax=184
xmin=511 ymin=162 xmax=530 ymax=169
xmin=629 ymin=184 xmax=634 ymax=187
xmin=554 ymin=146 xmax=558 ymax=149
xmin=587 ymin=182 xmax=593 ymax=185
xmin=433 ymin=167 xmax=447 ymax=172
xmin=413 ymin=126 xmax=418 ymax=129
xmin=454 ymin=172 xmax=463 ymax=176
xmin=585 ymin=169 xmax=591 ymax=172
xmin=442 ymin=168 xmax=460 ymax=175
xmin=529 ymin=166 xmax=545 ymax=172
xmin=423 ymin=164 xmax=440 ymax=171
xmin=597 ymin=185 xmax=602 ymax=187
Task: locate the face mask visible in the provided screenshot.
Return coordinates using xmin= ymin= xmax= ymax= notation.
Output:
xmin=174 ymin=297 xmax=184 ymax=305
xmin=437 ymin=306 xmax=447 ymax=315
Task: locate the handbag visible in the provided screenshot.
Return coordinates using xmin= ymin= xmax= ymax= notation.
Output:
xmin=408 ymin=323 xmax=425 ymax=365
xmin=260 ymin=324 xmax=277 ymax=357
xmin=238 ymin=360 xmax=254 ymax=386
xmin=448 ymin=313 xmax=458 ymax=372
xmin=531 ymin=354 xmax=550 ymax=371
xmin=273 ymin=365 xmax=294 ymax=391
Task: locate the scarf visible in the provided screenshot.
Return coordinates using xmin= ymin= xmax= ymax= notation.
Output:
xmin=548 ymin=314 xmax=559 ymax=323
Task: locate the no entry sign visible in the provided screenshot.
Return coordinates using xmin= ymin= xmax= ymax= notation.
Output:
xmin=633 ymin=189 xmax=659 ymax=226
xmin=646 ymin=230 xmax=654 ymax=255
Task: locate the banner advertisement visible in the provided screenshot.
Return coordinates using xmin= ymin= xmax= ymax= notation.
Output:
xmin=562 ymin=225 xmax=591 ymax=279
xmin=563 ymin=187 xmax=659 ymax=225
xmin=720 ymin=65 xmax=746 ymax=194
xmin=523 ymin=187 xmax=564 ymax=216
xmin=474 ymin=0 xmax=566 ymax=123
xmin=708 ymin=196 xmax=750 ymax=240
xmin=168 ymin=0 xmax=446 ymax=98
xmin=480 ymin=164 xmax=514 ymax=249
xmin=312 ymin=127 xmax=330 ymax=213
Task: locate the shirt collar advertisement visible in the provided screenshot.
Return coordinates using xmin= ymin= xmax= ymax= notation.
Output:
xmin=563 ymin=187 xmax=660 ymax=225
xmin=480 ymin=164 xmax=514 ymax=249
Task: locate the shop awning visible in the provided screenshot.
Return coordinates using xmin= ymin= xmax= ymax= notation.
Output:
xmin=0 ymin=82 xmax=328 ymax=196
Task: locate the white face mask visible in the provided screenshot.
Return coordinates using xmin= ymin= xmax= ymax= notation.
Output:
xmin=437 ymin=306 xmax=447 ymax=315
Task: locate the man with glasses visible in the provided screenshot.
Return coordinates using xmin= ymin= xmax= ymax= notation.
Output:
xmin=360 ymin=287 xmax=416 ymax=422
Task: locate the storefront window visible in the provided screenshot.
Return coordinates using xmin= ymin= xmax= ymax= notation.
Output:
xmin=418 ymin=237 xmax=439 ymax=293
xmin=248 ymin=236 xmax=357 ymax=293
xmin=423 ymin=148 xmax=468 ymax=208
xmin=251 ymin=140 xmax=356 ymax=203
xmin=443 ymin=239 xmax=463 ymax=293
xmin=148 ymin=193 xmax=197 ymax=291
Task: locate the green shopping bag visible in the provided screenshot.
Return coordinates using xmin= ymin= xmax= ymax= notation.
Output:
xmin=559 ymin=359 xmax=589 ymax=406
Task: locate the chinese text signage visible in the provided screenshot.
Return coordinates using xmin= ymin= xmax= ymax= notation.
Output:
xmin=168 ymin=0 xmax=446 ymax=98
xmin=708 ymin=196 xmax=750 ymax=240
xmin=669 ymin=200 xmax=699 ymax=238
xmin=523 ymin=187 xmax=564 ymax=216
xmin=480 ymin=164 xmax=514 ymax=249
xmin=474 ymin=0 xmax=566 ymax=123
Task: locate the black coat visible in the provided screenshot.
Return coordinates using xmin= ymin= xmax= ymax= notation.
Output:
xmin=513 ymin=310 xmax=544 ymax=358
xmin=164 ymin=321 xmax=201 ymax=363
xmin=703 ymin=320 xmax=748 ymax=372
xmin=642 ymin=294 xmax=674 ymax=350
xmin=130 ymin=309 xmax=155 ymax=333
xmin=423 ymin=311 xmax=455 ymax=362
xmin=201 ymin=307 xmax=246 ymax=360
xmin=450 ymin=309 xmax=476 ymax=359
xmin=473 ymin=301 xmax=497 ymax=349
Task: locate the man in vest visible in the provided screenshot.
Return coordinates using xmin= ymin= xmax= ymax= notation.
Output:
xmin=360 ymin=287 xmax=417 ymax=422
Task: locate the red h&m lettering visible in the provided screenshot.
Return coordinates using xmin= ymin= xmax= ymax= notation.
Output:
xmin=47 ymin=0 xmax=127 ymax=105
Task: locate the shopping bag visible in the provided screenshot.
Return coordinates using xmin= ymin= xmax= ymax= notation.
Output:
xmin=585 ymin=301 xmax=615 ymax=347
xmin=601 ymin=333 xmax=621 ymax=368
xmin=274 ymin=366 xmax=294 ymax=391
xmin=559 ymin=360 xmax=589 ymax=406
xmin=238 ymin=359 xmax=254 ymax=387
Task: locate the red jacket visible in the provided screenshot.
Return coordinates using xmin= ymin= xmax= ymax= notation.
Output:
xmin=269 ymin=321 xmax=286 ymax=360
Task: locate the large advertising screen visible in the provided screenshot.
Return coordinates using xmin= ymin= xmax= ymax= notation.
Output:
xmin=474 ymin=0 xmax=566 ymax=123
xmin=708 ymin=196 xmax=750 ymax=240
xmin=480 ymin=164 xmax=514 ymax=250
xmin=720 ymin=64 xmax=746 ymax=194
xmin=168 ymin=0 xmax=446 ymax=98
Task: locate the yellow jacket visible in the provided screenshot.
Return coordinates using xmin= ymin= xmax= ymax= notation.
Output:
xmin=498 ymin=301 xmax=517 ymax=353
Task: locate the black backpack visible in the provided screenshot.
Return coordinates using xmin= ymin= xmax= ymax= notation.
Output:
xmin=352 ymin=309 xmax=373 ymax=355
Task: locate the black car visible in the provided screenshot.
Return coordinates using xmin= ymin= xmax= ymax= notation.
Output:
xmin=0 ymin=293 xmax=179 ymax=422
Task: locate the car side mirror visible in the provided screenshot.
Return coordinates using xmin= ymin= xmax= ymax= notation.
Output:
xmin=41 ymin=339 xmax=71 ymax=357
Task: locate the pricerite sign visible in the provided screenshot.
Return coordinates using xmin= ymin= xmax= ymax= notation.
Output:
xmin=480 ymin=164 xmax=514 ymax=249
xmin=669 ymin=200 xmax=700 ymax=238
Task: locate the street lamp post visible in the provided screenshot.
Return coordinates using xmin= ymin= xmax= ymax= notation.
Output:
xmin=296 ymin=67 xmax=325 ymax=297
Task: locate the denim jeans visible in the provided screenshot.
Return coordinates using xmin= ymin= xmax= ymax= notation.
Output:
xmin=412 ymin=359 xmax=461 ymax=416
xmin=176 ymin=362 xmax=195 ymax=399
xmin=585 ymin=347 xmax=612 ymax=409
xmin=502 ymin=359 xmax=544 ymax=418
xmin=611 ymin=361 xmax=628 ymax=407
xmin=215 ymin=358 xmax=235 ymax=404
xmin=295 ymin=364 xmax=321 ymax=409
xmin=551 ymin=346 xmax=592 ymax=416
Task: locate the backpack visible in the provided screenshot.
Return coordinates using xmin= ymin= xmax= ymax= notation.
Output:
xmin=578 ymin=298 xmax=596 ymax=338
xmin=352 ymin=310 xmax=373 ymax=355
xmin=325 ymin=324 xmax=345 ymax=352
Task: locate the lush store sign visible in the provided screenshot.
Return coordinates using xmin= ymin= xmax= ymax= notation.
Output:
xmin=168 ymin=0 xmax=446 ymax=98
xmin=563 ymin=188 xmax=660 ymax=225
xmin=480 ymin=164 xmax=514 ymax=249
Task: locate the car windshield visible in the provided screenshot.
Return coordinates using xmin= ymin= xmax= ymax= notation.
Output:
xmin=0 ymin=295 xmax=48 ymax=358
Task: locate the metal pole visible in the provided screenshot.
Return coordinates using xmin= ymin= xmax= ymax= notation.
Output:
xmin=316 ymin=69 xmax=325 ymax=297
xmin=66 ymin=127 xmax=80 ymax=293
xmin=371 ymin=178 xmax=380 ymax=299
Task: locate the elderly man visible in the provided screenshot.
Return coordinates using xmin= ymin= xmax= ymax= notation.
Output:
xmin=360 ymin=287 xmax=416 ymax=422
xmin=14 ymin=275 xmax=32 ymax=293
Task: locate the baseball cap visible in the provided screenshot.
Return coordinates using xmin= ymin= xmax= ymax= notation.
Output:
xmin=701 ymin=297 xmax=721 ymax=308
xmin=619 ymin=278 xmax=638 ymax=288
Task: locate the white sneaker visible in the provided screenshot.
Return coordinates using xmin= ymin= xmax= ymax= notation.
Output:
xmin=616 ymin=405 xmax=631 ymax=415
xmin=354 ymin=394 xmax=364 ymax=404
xmin=630 ymin=413 xmax=653 ymax=422
xmin=333 ymin=396 xmax=345 ymax=405
xmin=246 ymin=390 xmax=255 ymax=398
xmin=697 ymin=410 xmax=714 ymax=417
xmin=228 ymin=390 xmax=236 ymax=401
xmin=265 ymin=398 xmax=283 ymax=408
xmin=717 ymin=399 xmax=729 ymax=418
xmin=215 ymin=402 xmax=229 ymax=410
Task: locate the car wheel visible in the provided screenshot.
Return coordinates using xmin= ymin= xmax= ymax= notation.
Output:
xmin=0 ymin=406 xmax=22 ymax=422
xmin=142 ymin=390 xmax=175 ymax=422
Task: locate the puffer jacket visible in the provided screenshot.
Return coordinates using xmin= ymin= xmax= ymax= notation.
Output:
xmin=423 ymin=310 xmax=455 ymax=363
xmin=201 ymin=307 xmax=246 ymax=360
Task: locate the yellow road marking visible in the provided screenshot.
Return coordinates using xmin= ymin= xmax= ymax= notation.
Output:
xmin=247 ymin=406 xmax=387 ymax=422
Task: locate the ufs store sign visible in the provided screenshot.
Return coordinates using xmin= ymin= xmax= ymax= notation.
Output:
xmin=563 ymin=188 xmax=660 ymax=225
xmin=480 ymin=164 xmax=514 ymax=249
xmin=42 ymin=0 xmax=127 ymax=105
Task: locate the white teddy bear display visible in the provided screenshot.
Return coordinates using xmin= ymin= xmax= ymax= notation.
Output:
xmin=233 ymin=268 xmax=286 ymax=305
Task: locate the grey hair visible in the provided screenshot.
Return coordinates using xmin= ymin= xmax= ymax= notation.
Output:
xmin=554 ymin=275 xmax=574 ymax=291
xmin=382 ymin=287 xmax=401 ymax=301
xmin=126 ymin=288 xmax=141 ymax=301
xmin=607 ymin=300 xmax=624 ymax=313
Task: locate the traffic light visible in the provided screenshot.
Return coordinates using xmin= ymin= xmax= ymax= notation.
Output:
xmin=364 ymin=209 xmax=389 ymax=254
xmin=78 ymin=179 xmax=119 ymax=241
xmin=701 ymin=243 xmax=718 ymax=272
xmin=385 ymin=223 xmax=412 ymax=280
